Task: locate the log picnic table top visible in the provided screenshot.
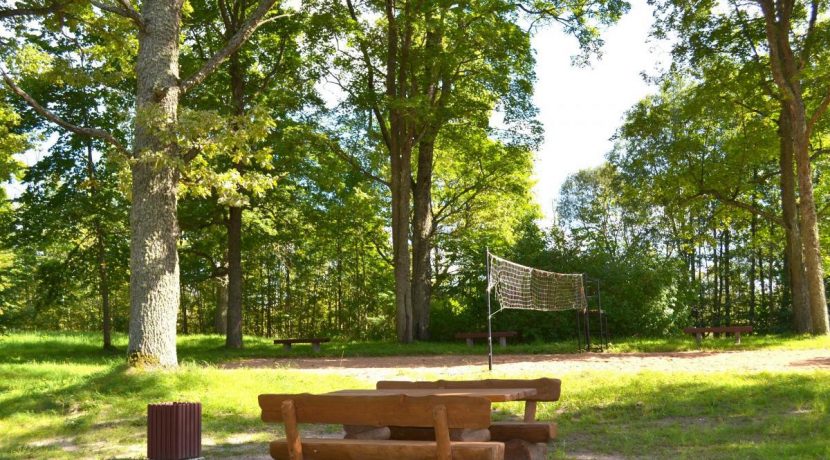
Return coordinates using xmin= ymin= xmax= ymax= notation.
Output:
xmin=326 ymin=387 xmax=538 ymax=402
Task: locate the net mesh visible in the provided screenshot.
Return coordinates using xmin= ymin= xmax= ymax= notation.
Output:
xmin=487 ymin=253 xmax=587 ymax=312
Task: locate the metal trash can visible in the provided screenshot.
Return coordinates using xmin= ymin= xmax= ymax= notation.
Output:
xmin=147 ymin=402 xmax=202 ymax=460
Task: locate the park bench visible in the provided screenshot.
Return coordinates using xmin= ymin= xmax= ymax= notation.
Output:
xmin=377 ymin=378 xmax=561 ymax=460
xmin=259 ymin=393 xmax=504 ymax=460
xmin=273 ymin=337 xmax=330 ymax=352
xmin=455 ymin=331 xmax=518 ymax=347
xmin=683 ymin=326 xmax=753 ymax=345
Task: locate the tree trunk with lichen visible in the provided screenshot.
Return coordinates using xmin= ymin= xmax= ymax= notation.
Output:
xmin=127 ymin=0 xmax=183 ymax=367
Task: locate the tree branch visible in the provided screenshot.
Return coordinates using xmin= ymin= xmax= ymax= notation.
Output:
xmin=1 ymin=69 xmax=126 ymax=153
xmin=695 ymin=188 xmax=784 ymax=226
xmin=90 ymin=0 xmax=143 ymax=29
xmin=179 ymin=0 xmax=284 ymax=94
xmin=799 ymin=0 xmax=819 ymax=66
xmin=328 ymin=138 xmax=390 ymax=188
xmin=0 ymin=1 xmax=66 ymax=18
xmin=346 ymin=0 xmax=392 ymax=151
xmin=807 ymin=89 xmax=830 ymax=138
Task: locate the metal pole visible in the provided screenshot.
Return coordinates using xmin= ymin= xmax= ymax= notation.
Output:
xmin=486 ymin=247 xmax=493 ymax=371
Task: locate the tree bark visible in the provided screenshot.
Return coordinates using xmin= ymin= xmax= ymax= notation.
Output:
xmin=386 ymin=0 xmax=414 ymax=343
xmin=391 ymin=139 xmax=413 ymax=342
xmin=127 ymin=0 xmax=183 ymax=367
xmin=412 ymin=134 xmax=435 ymax=341
xmin=779 ymin=111 xmax=811 ymax=333
xmin=760 ymin=0 xmax=829 ymax=335
xmin=225 ymin=46 xmax=246 ymax=348
xmin=724 ymin=228 xmax=731 ymax=326
xmin=226 ymin=205 xmax=243 ymax=347
xmin=749 ymin=182 xmax=757 ymax=327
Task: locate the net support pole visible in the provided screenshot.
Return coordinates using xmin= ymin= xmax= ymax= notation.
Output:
xmin=486 ymin=247 xmax=493 ymax=371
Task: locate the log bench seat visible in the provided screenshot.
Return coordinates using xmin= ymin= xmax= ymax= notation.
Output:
xmin=377 ymin=378 xmax=561 ymax=460
xmin=683 ymin=326 xmax=753 ymax=345
xmin=259 ymin=393 xmax=504 ymax=460
xmin=455 ymin=331 xmax=518 ymax=347
xmin=273 ymin=337 xmax=330 ymax=352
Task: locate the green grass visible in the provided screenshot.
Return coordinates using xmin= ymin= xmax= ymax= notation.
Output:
xmin=3 ymin=330 xmax=828 ymax=365
xmin=0 ymin=332 xmax=828 ymax=458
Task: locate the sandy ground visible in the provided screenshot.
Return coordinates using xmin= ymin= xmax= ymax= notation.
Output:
xmin=222 ymin=348 xmax=830 ymax=380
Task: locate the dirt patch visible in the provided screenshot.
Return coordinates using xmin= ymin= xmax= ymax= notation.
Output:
xmin=221 ymin=349 xmax=830 ymax=380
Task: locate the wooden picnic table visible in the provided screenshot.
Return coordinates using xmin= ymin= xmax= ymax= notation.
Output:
xmin=327 ymin=387 xmax=537 ymax=403
xmin=328 ymin=387 xmax=538 ymax=450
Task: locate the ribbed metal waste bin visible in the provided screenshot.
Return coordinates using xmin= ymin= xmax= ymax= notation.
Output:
xmin=147 ymin=402 xmax=202 ymax=460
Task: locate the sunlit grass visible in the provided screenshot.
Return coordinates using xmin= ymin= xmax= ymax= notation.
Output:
xmin=3 ymin=330 xmax=827 ymax=365
xmin=1 ymin=332 xmax=828 ymax=458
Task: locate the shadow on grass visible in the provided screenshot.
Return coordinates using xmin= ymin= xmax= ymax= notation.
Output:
xmin=554 ymin=372 xmax=830 ymax=458
xmin=0 ymin=363 xmax=175 ymax=458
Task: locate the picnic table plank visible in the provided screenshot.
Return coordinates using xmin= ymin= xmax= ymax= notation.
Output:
xmin=327 ymin=387 xmax=537 ymax=402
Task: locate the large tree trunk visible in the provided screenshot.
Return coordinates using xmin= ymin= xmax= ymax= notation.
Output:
xmin=224 ymin=7 xmax=247 ymax=349
xmin=386 ymin=0 xmax=414 ymax=343
xmin=412 ymin=134 xmax=435 ymax=341
xmin=761 ymin=1 xmax=829 ymax=335
xmin=390 ymin=139 xmax=413 ymax=342
xmin=226 ymin=205 xmax=243 ymax=347
xmin=127 ymin=0 xmax=182 ymax=367
xmin=791 ymin=102 xmax=830 ymax=334
xmin=779 ymin=112 xmax=811 ymax=333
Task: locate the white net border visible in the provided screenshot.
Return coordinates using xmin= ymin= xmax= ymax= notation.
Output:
xmin=487 ymin=253 xmax=587 ymax=313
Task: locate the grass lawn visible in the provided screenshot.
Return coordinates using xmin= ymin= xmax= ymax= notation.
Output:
xmin=0 ymin=332 xmax=828 ymax=459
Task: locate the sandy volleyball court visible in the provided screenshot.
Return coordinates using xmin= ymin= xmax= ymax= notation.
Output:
xmin=223 ymin=349 xmax=830 ymax=380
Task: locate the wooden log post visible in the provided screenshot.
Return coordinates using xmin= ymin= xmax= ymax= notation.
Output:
xmin=433 ymin=405 xmax=452 ymax=460
xmin=281 ymin=400 xmax=303 ymax=460
xmin=523 ymin=401 xmax=537 ymax=422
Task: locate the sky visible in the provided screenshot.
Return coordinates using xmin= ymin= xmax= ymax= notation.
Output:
xmin=530 ymin=0 xmax=670 ymax=222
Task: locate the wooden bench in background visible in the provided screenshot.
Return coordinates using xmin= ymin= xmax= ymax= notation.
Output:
xmin=455 ymin=331 xmax=518 ymax=347
xmin=259 ymin=393 xmax=504 ymax=460
xmin=683 ymin=326 xmax=753 ymax=345
xmin=377 ymin=378 xmax=561 ymax=460
xmin=273 ymin=337 xmax=330 ymax=352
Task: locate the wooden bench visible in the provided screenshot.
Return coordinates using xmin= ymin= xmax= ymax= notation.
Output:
xmin=259 ymin=393 xmax=504 ymax=460
xmin=273 ymin=337 xmax=330 ymax=352
xmin=455 ymin=331 xmax=518 ymax=347
xmin=683 ymin=326 xmax=753 ymax=345
xmin=377 ymin=379 xmax=561 ymax=460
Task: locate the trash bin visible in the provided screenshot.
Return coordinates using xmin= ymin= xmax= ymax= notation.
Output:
xmin=147 ymin=402 xmax=202 ymax=460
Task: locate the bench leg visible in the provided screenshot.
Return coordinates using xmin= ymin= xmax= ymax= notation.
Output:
xmin=283 ymin=343 xmax=292 ymax=351
xmin=499 ymin=337 xmax=508 ymax=348
xmin=312 ymin=342 xmax=321 ymax=352
xmin=466 ymin=338 xmax=474 ymax=347
xmin=523 ymin=401 xmax=537 ymax=422
xmin=695 ymin=333 xmax=702 ymax=346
